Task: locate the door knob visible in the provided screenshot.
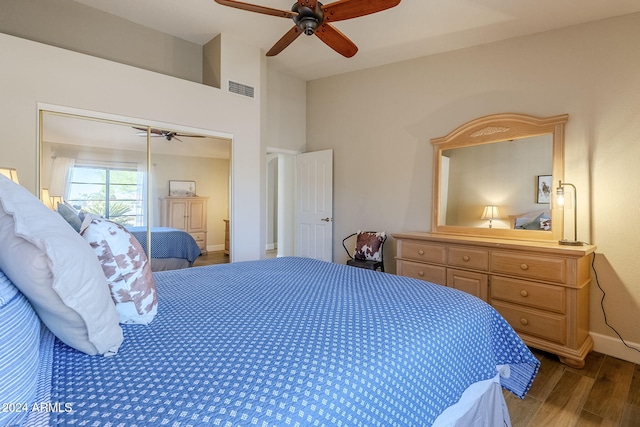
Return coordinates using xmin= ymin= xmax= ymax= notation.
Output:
xmin=321 ymin=217 xmax=332 ymax=222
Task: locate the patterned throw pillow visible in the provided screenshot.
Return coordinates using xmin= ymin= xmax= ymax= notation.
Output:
xmin=81 ymin=214 xmax=158 ymax=325
xmin=353 ymin=231 xmax=386 ymax=261
xmin=57 ymin=202 xmax=82 ymax=232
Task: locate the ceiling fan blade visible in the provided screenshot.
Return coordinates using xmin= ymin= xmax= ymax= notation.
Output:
xmin=314 ymin=23 xmax=358 ymax=58
xmin=133 ymin=126 xmax=164 ymax=137
xmin=322 ymin=0 xmax=400 ymax=22
xmin=266 ymin=26 xmax=303 ymax=56
xmin=213 ymin=0 xmax=296 ymax=18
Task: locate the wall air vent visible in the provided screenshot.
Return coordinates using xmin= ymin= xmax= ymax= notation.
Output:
xmin=228 ymin=80 xmax=255 ymax=99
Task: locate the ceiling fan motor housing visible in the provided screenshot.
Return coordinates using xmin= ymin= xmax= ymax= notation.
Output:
xmin=292 ymin=1 xmax=324 ymax=35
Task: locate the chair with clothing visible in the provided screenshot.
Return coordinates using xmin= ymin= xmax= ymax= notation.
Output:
xmin=342 ymin=231 xmax=387 ymax=272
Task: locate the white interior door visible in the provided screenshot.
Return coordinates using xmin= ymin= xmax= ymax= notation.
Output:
xmin=295 ymin=149 xmax=333 ymax=261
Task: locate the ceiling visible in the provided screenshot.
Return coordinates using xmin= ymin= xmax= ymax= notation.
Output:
xmin=42 ymin=113 xmax=231 ymax=159
xmin=71 ymin=0 xmax=640 ymax=81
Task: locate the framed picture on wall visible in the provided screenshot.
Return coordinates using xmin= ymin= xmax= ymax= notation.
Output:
xmin=169 ymin=180 xmax=196 ymax=197
xmin=536 ymin=175 xmax=552 ymax=204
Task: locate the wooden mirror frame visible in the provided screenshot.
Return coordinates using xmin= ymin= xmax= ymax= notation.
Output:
xmin=431 ymin=112 xmax=568 ymax=241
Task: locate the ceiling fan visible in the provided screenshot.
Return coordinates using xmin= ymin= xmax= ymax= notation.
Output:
xmin=213 ymin=0 xmax=401 ymax=58
xmin=133 ymin=127 xmax=205 ymax=142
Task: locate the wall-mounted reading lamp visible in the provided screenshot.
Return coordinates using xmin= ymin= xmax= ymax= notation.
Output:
xmin=481 ymin=205 xmax=500 ymax=228
xmin=0 ymin=167 xmax=19 ymax=184
xmin=556 ymin=181 xmax=583 ymax=246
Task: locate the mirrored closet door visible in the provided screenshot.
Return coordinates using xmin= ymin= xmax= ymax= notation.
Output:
xmin=39 ymin=109 xmax=231 ymax=260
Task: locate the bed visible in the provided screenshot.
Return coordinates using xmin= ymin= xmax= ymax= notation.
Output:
xmin=126 ymin=226 xmax=202 ymax=271
xmin=0 ymin=175 xmax=540 ymax=427
xmin=55 ymin=202 xmax=201 ymax=271
xmin=509 ymin=209 xmax=551 ymax=230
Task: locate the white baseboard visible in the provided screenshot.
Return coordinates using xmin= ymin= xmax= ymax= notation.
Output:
xmin=206 ymin=244 xmax=225 ymax=252
xmin=591 ymin=332 xmax=640 ymax=364
xmin=266 ymin=243 xmax=277 ymax=251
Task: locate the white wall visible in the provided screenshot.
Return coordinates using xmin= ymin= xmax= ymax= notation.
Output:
xmin=307 ymin=13 xmax=640 ymax=363
xmin=0 ymin=33 xmax=261 ymax=261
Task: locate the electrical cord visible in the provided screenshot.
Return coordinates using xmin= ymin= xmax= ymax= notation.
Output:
xmin=591 ymin=252 xmax=640 ymax=353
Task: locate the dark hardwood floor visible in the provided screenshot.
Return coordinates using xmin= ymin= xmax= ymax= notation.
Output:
xmin=192 ymin=249 xmax=277 ymax=267
xmin=506 ymin=349 xmax=640 ymax=426
xmin=192 ymin=250 xmax=229 ymax=266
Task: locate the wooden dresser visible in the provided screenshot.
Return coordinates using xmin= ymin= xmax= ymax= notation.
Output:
xmin=394 ymin=232 xmax=596 ymax=368
xmin=223 ymin=219 xmax=230 ymax=255
xmin=161 ymin=196 xmax=209 ymax=254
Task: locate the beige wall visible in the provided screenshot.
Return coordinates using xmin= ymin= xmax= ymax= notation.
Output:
xmin=0 ymin=0 xmax=202 ymax=83
xmin=307 ymin=13 xmax=640 ymax=363
xmin=152 ymin=154 xmax=229 ymax=251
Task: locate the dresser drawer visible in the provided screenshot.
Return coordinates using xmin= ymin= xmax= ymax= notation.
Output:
xmin=447 ymin=268 xmax=488 ymax=302
xmin=492 ymin=301 xmax=566 ymax=345
xmin=448 ymin=246 xmax=489 ymax=271
xmin=400 ymin=241 xmax=446 ymax=264
xmin=398 ymin=260 xmax=446 ymax=286
xmin=190 ymin=232 xmax=207 ymax=250
xmin=491 ymin=276 xmax=565 ymax=313
xmin=491 ymin=251 xmax=567 ymax=284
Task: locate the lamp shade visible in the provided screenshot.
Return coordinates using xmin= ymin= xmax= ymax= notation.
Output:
xmin=41 ymin=188 xmax=54 ymax=210
xmin=40 ymin=189 xmax=63 ymax=210
xmin=0 ymin=167 xmax=19 ymax=184
xmin=50 ymin=196 xmax=63 ymax=210
xmin=481 ymin=205 xmax=500 ymax=220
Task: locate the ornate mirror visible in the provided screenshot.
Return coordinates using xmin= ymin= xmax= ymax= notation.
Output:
xmin=431 ymin=113 xmax=568 ymax=241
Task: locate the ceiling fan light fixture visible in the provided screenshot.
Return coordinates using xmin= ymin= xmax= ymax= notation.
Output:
xmin=293 ymin=3 xmax=323 ymax=36
xmin=298 ymin=17 xmax=319 ymax=35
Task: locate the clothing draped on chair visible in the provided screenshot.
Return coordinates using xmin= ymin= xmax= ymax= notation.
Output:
xmin=342 ymin=231 xmax=386 ymax=272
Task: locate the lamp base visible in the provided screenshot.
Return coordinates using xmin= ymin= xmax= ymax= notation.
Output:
xmin=559 ymin=239 xmax=584 ymax=246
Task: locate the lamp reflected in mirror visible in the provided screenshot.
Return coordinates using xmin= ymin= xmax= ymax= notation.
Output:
xmin=0 ymin=167 xmax=19 ymax=183
xmin=555 ymin=181 xmax=584 ymax=246
xmin=481 ymin=205 xmax=500 ymax=228
xmin=41 ymin=188 xmax=63 ymax=210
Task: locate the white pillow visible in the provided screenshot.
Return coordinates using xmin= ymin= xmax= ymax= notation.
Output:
xmin=81 ymin=214 xmax=158 ymax=325
xmin=0 ymin=175 xmax=123 ymax=356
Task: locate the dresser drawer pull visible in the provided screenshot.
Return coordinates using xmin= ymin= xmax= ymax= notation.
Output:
xmin=520 ymin=318 xmax=529 ymax=326
xmin=462 ymin=255 xmax=470 ymax=262
xmin=418 ymin=271 xmax=425 ymax=277
xmin=418 ymin=250 xmax=425 ymax=256
xmin=520 ymin=263 xmax=529 ymax=271
xmin=520 ymin=290 xmax=529 ymax=297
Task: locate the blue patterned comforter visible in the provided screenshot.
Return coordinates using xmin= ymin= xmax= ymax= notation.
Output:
xmin=44 ymin=257 xmax=538 ymax=426
xmin=127 ymin=226 xmax=201 ymax=263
